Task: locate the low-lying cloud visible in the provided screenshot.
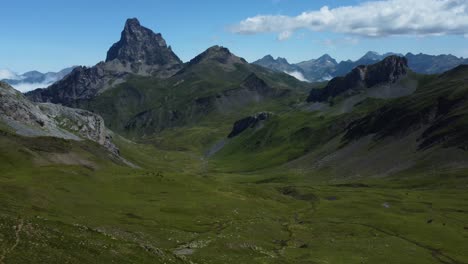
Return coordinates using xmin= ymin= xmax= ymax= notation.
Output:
xmin=11 ymin=81 xmax=54 ymax=93
xmin=0 ymin=69 xmax=18 ymax=80
xmin=232 ymin=0 xmax=468 ymax=39
xmin=284 ymin=71 xmax=309 ymax=82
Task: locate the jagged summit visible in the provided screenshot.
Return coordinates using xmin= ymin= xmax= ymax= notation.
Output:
xmin=106 ymin=18 xmax=182 ymax=67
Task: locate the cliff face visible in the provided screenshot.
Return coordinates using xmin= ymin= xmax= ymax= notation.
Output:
xmin=307 ymin=56 xmax=408 ymax=102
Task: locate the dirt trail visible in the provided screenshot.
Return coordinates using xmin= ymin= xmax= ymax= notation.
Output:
xmin=0 ymin=218 xmax=24 ymax=264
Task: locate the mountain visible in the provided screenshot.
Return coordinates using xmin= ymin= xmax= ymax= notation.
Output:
xmin=26 ymin=19 xmax=311 ymax=137
xmin=307 ymin=56 xmax=408 ymax=102
xmin=252 ymin=55 xmax=310 ymax=82
xmin=255 ymin=51 xmax=468 ymax=82
xmin=105 ymin=18 xmax=182 ymax=74
xmin=3 ymin=18 xmax=468 ymax=264
xmin=77 ymin=45 xmax=308 ymax=138
xmin=296 ymin=54 xmax=338 ymax=81
xmin=216 ymin=57 xmax=468 ymax=178
xmin=26 ymin=18 xmax=183 ymax=107
xmin=405 ymin=52 xmax=468 ymax=74
xmin=1 ymin=67 xmax=75 ymax=92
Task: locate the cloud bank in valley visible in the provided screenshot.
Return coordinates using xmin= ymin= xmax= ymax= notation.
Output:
xmin=11 ymin=81 xmax=55 ymax=93
xmin=284 ymin=71 xmax=309 ymax=82
xmin=232 ymin=0 xmax=468 ymax=40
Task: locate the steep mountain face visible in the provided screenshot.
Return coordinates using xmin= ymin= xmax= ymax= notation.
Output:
xmin=253 ymin=55 xmax=303 ymax=75
xmin=296 ymin=54 xmax=338 ymax=81
xmin=1 ymin=67 xmax=75 ymax=92
xmin=26 ymin=18 xmax=183 ymax=107
xmin=106 ymin=18 xmax=182 ymax=74
xmin=0 ymin=81 xmax=118 ymax=154
xmin=307 ymin=56 xmax=408 ymax=102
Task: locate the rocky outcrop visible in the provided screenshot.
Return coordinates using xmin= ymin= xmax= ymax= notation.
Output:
xmin=228 ymin=112 xmax=271 ymax=138
xmin=0 ymin=81 xmax=118 ymax=155
xmin=307 ymin=56 xmax=408 ymax=102
xmin=26 ymin=18 xmax=183 ymax=106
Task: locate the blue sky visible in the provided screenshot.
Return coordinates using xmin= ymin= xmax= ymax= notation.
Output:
xmin=1 ymin=0 xmax=467 ymax=73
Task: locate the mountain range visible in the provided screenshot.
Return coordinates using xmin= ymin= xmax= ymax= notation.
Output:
xmin=254 ymin=51 xmax=468 ymax=82
xmin=1 ymin=18 xmax=467 ymax=264
xmin=0 ymin=67 xmax=76 ymax=92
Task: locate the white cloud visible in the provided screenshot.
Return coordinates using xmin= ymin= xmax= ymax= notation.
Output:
xmin=284 ymin=71 xmax=309 ymax=82
xmin=0 ymin=69 xmax=19 ymax=80
xmin=10 ymin=81 xmax=54 ymax=93
xmin=232 ymin=0 xmax=468 ymax=38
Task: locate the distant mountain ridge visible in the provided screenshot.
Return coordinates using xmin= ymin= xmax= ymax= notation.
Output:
xmin=0 ymin=67 xmax=76 ymax=92
xmin=254 ymin=51 xmax=468 ymax=82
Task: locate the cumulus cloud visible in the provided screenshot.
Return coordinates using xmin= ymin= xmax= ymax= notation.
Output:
xmin=284 ymin=71 xmax=309 ymax=82
xmin=232 ymin=0 xmax=468 ymax=39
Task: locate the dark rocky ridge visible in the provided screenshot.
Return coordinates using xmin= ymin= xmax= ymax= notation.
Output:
xmin=307 ymin=56 xmax=408 ymax=102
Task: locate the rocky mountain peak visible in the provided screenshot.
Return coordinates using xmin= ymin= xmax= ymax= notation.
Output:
xmin=361 ymin=51 xmax=381 ymax=61
xmin=276 ymin=57 xmax=289 ymax=64
xmin=317 ymin=54 xmax=335 ymax=62
xmin=106 ymin=18 xmax=182 ymax=66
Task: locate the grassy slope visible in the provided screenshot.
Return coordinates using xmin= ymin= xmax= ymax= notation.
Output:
xmin=1 ymin=121 xmax=468 ymax=264
xmin=1 ymin=67 xmax=468 ymax=263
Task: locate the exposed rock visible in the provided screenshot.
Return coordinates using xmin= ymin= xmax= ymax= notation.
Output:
xmin=307 ymin=56 xmax=408 ymax=102
xmin=106 ymin=18 xmax=182 ymax=72
xmin=0 ymin=81 xmax=118 ymax=155
xmin=228 ymin=112 xmax=271 ymax=138
xmin=26 ymin=18 xmax=183 ymax=106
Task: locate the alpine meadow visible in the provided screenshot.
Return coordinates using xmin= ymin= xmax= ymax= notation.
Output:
xmin=1 ymin=1 xmax=468 ymax=263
